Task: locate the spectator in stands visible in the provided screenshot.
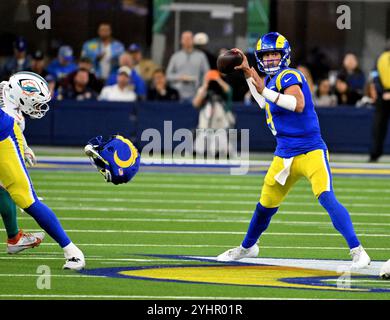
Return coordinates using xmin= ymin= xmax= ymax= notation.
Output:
xmin=147 ymin=69 xmax=179 ymax=101
xmin=313 ymin=78 xmax=337 ymax=107
xmin=57 ymin=68 xmax=97 ymax=101
xmin=335 ymin=74 xmax=361 ymax=105
xmin=1 ymin=37 xmax=31 ymax=81
xmin=27 ymin=49 xmax=58 ymax=99
xmin=297 ymin=65 xmax=315 ymax=95
xmin=192 ymin=70 xmax=234 ymax=158
xmin=45 ymin=74 xmax=57 ymax=99
xmin=81 ymin=22 xmax=124 ymax=80
xmin=46 ymin=45 xmax=78 ymax=81
xmin=339 ymin=53 xmax=365 ymax=96
xmin=61 ymin=57 xmax=104 ymax=94
xmin=127 ymin=43 xmax=159 ymax=83
xmin=77 ymin=57 xmax=104 ymax=92
xmin=105 ymin=52 xmax=146 ymax=100
xmin=166 ymin=31 xmax=210 ymax=101
xmin=306 ymin=47 xmax=330 ymax=82
xmin=193 ymin=32 xmax=217 ymax=69
xmin=28 ymin=50 xmax=49 ymax=78
xmin=356 ymin=77 xmax=377 ymax=108
xmin=369 ymin=40 xmax=390 ymax=162
xmin=98 ymin=66 xmax=137 ymax=102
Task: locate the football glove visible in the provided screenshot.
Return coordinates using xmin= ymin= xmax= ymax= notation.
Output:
xmin=24 ymin=146 xmax=37 ymax=167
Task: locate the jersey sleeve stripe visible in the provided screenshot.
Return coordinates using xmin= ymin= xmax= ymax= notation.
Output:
xmin=276 ymin=70 xmax=303 ymax=91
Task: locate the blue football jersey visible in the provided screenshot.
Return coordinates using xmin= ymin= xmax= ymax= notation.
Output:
xmin=263 ymin=67 xmax=327 ymax=157
xmin=0 ymin=106 xmax=15 ymax=141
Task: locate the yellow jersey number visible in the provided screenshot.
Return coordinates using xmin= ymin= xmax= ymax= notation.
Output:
xmin=265 ymin=102 xmax=277 ymax=136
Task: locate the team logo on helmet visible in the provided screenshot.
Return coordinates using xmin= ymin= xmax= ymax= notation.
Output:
xmin=113 ymin=135 xmax=138 ymax=168
xmin=18 ymin=79 xmax=40 ymax=96
xmin=255 ymin=32 xmax=291 ymax=75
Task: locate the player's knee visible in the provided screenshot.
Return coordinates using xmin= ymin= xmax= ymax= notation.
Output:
xmin=318 ymin=191 xmax=339 ymax=209
xmin=12 ymin=195 xmax=34 ymax=209
xmin=256 ymin=202 xmax=278 ymax=218
xmin=313 ymin=183 xmax=330 ymax=199
xmin=9 ymin=188 xmax=35 ymax=209
xmin=259 ymin=193 xmax=281 ymax=209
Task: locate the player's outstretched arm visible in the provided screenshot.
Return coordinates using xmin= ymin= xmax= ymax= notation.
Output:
xmin=232 ymin=51 xmax=266 ymax=109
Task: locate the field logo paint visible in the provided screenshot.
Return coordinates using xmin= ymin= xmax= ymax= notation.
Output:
xmin=80 ymin=256 xmax=390 ymax=293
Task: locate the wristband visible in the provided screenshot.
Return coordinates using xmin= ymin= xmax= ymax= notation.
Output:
xmin=262 ymin=87 xmax=297 ymax=111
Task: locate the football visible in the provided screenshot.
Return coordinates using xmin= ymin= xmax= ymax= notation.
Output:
xmin=217 ymin=49 xmax=243 ymax=74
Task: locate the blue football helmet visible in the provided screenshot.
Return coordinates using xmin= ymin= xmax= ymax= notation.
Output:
xmin=85 ymin=135 xmax=140 ymax=185
xmin=255 ymin=32 xmax=291 ymax=75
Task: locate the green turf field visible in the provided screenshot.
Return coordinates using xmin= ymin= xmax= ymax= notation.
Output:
xmin=1 ymin=169 xmax=390 ymax=300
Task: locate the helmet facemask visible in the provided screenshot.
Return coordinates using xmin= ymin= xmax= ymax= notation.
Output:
xmin=27 ymin=99 xmax=50 ymax=119
xmin=255 ymin=49 xmax=289 ymax=75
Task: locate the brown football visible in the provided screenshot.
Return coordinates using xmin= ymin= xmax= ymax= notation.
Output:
xmin=217 ymin=50 xmax=243 ymax=74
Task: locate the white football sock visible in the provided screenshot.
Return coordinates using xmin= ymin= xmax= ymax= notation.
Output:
xmin=63 ymin=242 xmax=83 ymax=259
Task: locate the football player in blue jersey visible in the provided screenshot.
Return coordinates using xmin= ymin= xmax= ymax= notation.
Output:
xmin=217 ymin=32 xmax=370 ymax=270
xmin=0 ymin=71 xmax=85 ymax=270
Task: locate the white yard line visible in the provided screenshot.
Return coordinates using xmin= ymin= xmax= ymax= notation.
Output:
xmin=1 ymin=228 xmax=388 ymax=237
xmin=324 ymin=279 xmax=390 ymax=284
xmin=31 ymin=173 xmax=390 ymax=184
xmin=46 ymin=206 xmax=390 ymax=217
xmin=35 ymin=188 xmax=390 ymax=201
xmin=39 ymin=196 xmax=390 ymax=208
xmin=0 ymin=256 xmax=193 ymax=262
xmin=34 ymin=243 xmax=390 ymax=251
xmin=0 ymin=274 xmax=103 ymax=278
xmin=17 ymin=216 xmax=390 ymax=227
xmin=31 ymin=181 xmax=390 ymax=193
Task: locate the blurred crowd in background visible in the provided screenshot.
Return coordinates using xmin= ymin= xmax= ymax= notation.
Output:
xmin=0 ymin=22 xmax=385 ymax=109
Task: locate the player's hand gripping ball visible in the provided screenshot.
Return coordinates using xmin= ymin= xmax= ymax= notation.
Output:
xmin=217 ymin=49 xmax=243 ymax=74
xmin=85 ymin=134 xmax=140 ymax=185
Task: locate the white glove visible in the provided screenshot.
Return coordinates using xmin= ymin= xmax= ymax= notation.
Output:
xmin=100 ymin=169 xmax=112 ymax=183
xmin=24 ymin=146 xmax=37 ymax=167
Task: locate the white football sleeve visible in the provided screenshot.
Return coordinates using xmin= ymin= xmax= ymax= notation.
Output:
xmin=246 ymin=77 xmax=266 ymax=109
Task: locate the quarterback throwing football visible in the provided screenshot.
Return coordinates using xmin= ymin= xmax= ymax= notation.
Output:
xmin=217 ymin=32 xmax=370 ymax=270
